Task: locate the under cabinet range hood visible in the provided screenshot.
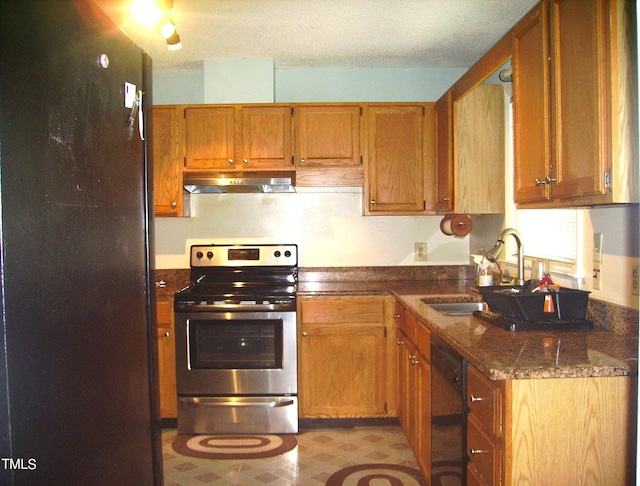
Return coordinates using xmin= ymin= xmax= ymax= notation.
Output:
xmin=183 ymin=171 xmax=296 ymax=194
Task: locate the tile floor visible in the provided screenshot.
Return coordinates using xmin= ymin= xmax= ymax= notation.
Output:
xmin=162 ymin=426 xmax=422 ymax=486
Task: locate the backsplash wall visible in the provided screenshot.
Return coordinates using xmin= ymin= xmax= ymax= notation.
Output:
xmin=154 ymin=191 xmax=471 ymax=269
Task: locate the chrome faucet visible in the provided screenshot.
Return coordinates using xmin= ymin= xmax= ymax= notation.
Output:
xmin=485 ymin=228 xmax=525 ymax=286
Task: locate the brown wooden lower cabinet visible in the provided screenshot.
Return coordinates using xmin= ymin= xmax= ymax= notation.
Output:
xmin=395 ymin=302 xmax=431 ymax=480
xmin=395 ymin=294 xmax=636 ymax=486
xmin=467 ymin=363 xmax=636 ymax=485
xmin=156 ymin=299 xmax=177 ymax=419
xmin=297 ymin=295 xmax=396 ymax=418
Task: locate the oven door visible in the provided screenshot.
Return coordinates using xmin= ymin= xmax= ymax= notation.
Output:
xmin=174 ymin=309 xmax=297 ymax=396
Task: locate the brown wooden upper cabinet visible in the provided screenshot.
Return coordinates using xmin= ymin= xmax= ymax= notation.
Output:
xmin=184 ymin=104 xmax=293 ymax=171
xmin=454 ymin=84 xmax=506 ymax=214
xmin=294 ymin=104 xmax=361 ymax=167
xmin=364 ymin=103 xmax=436 ymax=215
xmin=434 ymin=90 xmax=454 ymax=212
xmin=293 ymin=103 xmax=364 ymax=187
xmin=513 ymin=0 xmax=638 ymax=207
xmin=441 ymin=28 xmax=510 ymax=215
xmin=152 ymin=105 xmax=184 ymax=217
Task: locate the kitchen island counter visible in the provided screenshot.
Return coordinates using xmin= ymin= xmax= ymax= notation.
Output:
xmin=396 ymin=293 xmax=638 ymax=381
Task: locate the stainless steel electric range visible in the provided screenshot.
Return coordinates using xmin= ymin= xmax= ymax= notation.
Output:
xmin=174 ymin=244 xmax=298 ymax=434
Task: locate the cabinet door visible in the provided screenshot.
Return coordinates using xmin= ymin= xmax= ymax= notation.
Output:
xmin=435 ymin=90 xmax=454 ymax=212
xmin=156 ymin=300 xmax=177 ymax=418
xmin=550 ymin=0 xmax=608 ymax=199
xmin=513 ymin=1 xmax=551 ymax=203
xmin=365 ymin=104 xmax=431 ymax=214
xmin=239 ymin=105 xmax=292 ymax=169
xmin=415 ymin=350 xmax=431 ymax=480
xmin=299 ymin=297 xmax=387 ymax=417
xmin=184 ymin=106 xmax=236 ymax=169
xmin=455 ymin=85 xmax=505 ymax=214
xmin=299 ymin=324 xmax=386 ymax=417
xmin=295 ymin=104 xmax=361 ymax=167
xmin=152 ymin=106 xmax=183 ymax=217
xmin=396 ymin=329 xmax=408 ymax=430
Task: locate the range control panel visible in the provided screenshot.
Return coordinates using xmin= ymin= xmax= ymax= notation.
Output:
xmin=190 ymin=244 xmax=298 ymax=267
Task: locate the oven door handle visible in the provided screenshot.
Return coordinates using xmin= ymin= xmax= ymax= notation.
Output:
xmin=179 ymin=397 xmax=295 ymax=408
xmin=177 ymin=303 xmax=296 ymax=312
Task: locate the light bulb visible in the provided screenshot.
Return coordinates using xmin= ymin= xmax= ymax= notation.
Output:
xmin=131 ymin=0 xmax=162 ymax=27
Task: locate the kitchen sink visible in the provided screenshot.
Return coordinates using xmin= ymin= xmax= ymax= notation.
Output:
xmin=424 ymin=301 xmax=487 ymax=316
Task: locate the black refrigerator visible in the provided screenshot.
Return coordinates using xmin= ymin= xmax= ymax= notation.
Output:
xmin=0 ymin=1 xmax=162 ymax=485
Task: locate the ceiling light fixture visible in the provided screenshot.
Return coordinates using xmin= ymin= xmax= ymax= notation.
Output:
xmin=166 ymin=31 xmax=182 ymax=51
xmin=131 ymin=0 xmax=182 ymax=51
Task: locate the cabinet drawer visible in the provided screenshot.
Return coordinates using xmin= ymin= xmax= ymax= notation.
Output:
xmin=404 ymin=310 xmax=417 ymax=343
xmin=415 ymin=322 xmax=430 ymax=361
xmin=301 ymin=298 xmax=385 ymax=324
xmin=467 ymin=462 xmax=488 ymax=486
xmin=467 ymin=364 xmax=502 ymax=437
xmin=394 ymin=302 xmax=406 ymax=332
xmin=157 ymin=300 xmax=172 ymax=327
xmin=467 ymin=413 xmax=501 ymax=485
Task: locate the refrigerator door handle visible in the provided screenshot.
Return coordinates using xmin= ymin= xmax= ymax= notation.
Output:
xmin=137 ymin=90 xmax=144 ymax=141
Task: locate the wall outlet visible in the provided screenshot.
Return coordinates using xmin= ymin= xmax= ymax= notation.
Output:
xmin=632 ymin=265 xmax=639 ymax=296
xmin=593 ymin=233 xmax=603 ymax=263
xmin=415 ymin=242 xmax=428 ymax=262
xmin=593 ymin=261 xmax=602 ymax=290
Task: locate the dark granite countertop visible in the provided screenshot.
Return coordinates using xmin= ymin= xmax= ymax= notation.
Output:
xmin=296 ymin=267 xmax=638 ymax=381
xmin=157 ymin=266 xmax=638 ymax=381
xmin=397 ymin=294 xmax=638 ymax=381
xmin=297 ymin=279 xmax=474 ymax=296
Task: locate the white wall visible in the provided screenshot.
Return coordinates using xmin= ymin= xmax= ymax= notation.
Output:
xmin=152 ymin=69 xmax=203 ymax=104
xmin=275 ymin=67 xmax=466 ymax=102
xmin=154 ymin=191 xmax=469 ymax=269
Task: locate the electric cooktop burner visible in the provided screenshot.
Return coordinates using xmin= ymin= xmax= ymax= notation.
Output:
xmin=174 ymin=244 xmax=298 ymax=311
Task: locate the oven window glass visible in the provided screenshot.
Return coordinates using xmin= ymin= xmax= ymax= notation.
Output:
xmin=188 ymin=319 xmax=283 ymax=369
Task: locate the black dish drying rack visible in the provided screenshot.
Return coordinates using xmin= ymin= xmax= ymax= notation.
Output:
xmin=474 ymin=285 xmax=593 ymax=332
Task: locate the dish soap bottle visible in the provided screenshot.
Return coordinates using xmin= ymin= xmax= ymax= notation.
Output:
xmin=474 ymin=255 xmax=495 ymax=286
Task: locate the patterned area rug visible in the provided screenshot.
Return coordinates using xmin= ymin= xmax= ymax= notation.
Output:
xmin=432 ymin=460 xmax=463 ymax=486
xmin=326 ymin=464 xmax=427 ymax=486
xmin=171 ymin=434 xmax=297 ymax=459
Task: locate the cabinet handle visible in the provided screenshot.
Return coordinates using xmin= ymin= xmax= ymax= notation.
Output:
xmin=155 ymin=280 xmax=167 ymax=288
xmin=394 ymin=313 xmax=400 ymax=319
xmin=469 ymin=448 xmax=488 ymax=455
xmin=228 ymin=159 xmax=234 ymax=165
xmin=535 ymin=175 xmax=557 ymax=186
xmin=396 ymin=339 xmax=404 ymax=345
xmin=443 ymin=197 xmax=450 ymax=201
xmin=302 ymin=331 xmax=308 ymax=337
xmin=171 ymin=201 xmax=177 ymax=208
xmin=408 ymin=354 xmax=415 ymax=361
xmin=370 ymin=200 xmax=376 ymax=205
xmin=243 ymin=158 xmax=249 ymax=164
xmin=301 ymin=158 xmax=306 ymax=164
xmin=164 ymin=331 xmax=170 ymax=338
xmin=411 ymin=357 xmax=419 ymax=365
xmin=470 ymin=394 xmax=484 ymax=402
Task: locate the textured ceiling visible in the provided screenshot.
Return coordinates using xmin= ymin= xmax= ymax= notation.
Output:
xmin=96 ymin=0 xmax=539 ymax=70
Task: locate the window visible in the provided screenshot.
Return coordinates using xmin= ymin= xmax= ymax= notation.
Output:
xmin=514 ymin=208 xmax=578 ymax=264
xmin=503 ymin=97 xmax=581 ymax=274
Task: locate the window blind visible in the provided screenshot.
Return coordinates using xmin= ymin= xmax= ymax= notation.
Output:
xmin=515 ymin=209 xmax=578 ymax=264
